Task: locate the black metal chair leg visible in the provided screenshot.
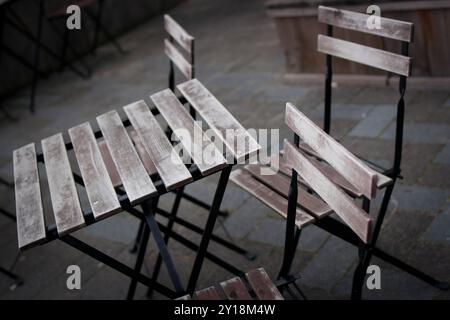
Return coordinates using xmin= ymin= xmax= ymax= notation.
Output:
xmin=0 ymin=265 xmax=23 ymax=286
xmin=30 ymin=0 xmax=44 ymax=114
xmin=126 ymin=222 xmax=150 ymax=300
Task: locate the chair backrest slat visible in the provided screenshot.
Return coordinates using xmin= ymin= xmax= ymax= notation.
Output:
xmin=284 ymin=140 xmax=372 ymax=243
xmin=318 ymin=6 xmax=414 ymax=42
xmin=285 ymin=103 xmax=377 ymax=199
xmin=318 ymin=35 xmax=411 ymax=76
xmin=165 ymin=39 xmax=193 ymax=79
xmin=164 ymin=14 xmax=194 ymax=54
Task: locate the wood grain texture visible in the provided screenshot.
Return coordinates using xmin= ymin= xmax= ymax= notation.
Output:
xmin=151 ymin=89 xmax=227 ymax=176
xmin=220 ymin=277 xmax=252 ymax=300
xmin=245 ymin=268 xmax=284 ymax=300
xmin=244 ymin=164 xmax=332 ymax=218
xmin=165 ymin=39 xmax=192 ymax=79
xmin=42 ymin=133 xmax=85 ymax=235
xmin=178 ymin=79 xmax=260 ymax=162
xmin=98 ymin=140 xmax=122 ymax=188
xmin=123 ymin=100 xmax=192 ymax=190
xmin=97 ymin=110 xmax=157 ymax=204
xmin=195 ymin=286 xmax=221 ymax=300
xmin=129 ymin=130 xmax=157 ymax=175
xmin=164 ymin=14 xmax=194 ymax=54
xmin=285 ymin=103 xmax=378 ymax=199
xmin=13 ymin=143 xmax=46 ymax=250
xmin=318 ymin=6 xmax=414 ymax=42
xmin=69 ymin=122 xmax=121 ymax=220
xmin=317 ymin=35 xmax=411 ymax=76
xmin=230 ymin=169 xmax=314 ymax=228
xmin=284 ymin=140 xmax=372 ymax=243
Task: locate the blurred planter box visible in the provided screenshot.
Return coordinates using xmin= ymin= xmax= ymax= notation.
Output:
xmin=266 ymin=0 xmax=450 ymax=77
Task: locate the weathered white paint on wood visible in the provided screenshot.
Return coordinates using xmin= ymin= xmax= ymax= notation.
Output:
xmin=165 ymin=39 xmax=192 ymax=79
xmin=164 ymin=14 xmax=194 ymax=54
xmin=13 ymin=143 xmax=46 ymax=250
xmin=245 ymin=268 xmax=284 ymax=300
xmin=69 ymin=122 xmax=121 ymax=220
xmin=220 ymin=277 xmax=252 ymax=300
xmin=195 ymin=286 xmax=221 ymax=300
xmin=318 ymin=35 xmax=411 ymax=76
xmin=285 ymin=103 xmax=378 ymax=198
xmin=284 ymin=140 xmax=372 ymax=243
xmin=123 ymin=100 xmax=192 ymax=190
xmin=129 ymin=130 xmax=158 ymax=175
xmin=244 ymin=164 xmax=332 ymax=218
xmin=230 ymin=169 xmax=314 ymax=228
xmin=97 ymin=110 xmax=157 ymax=204
xmin=178 ymin=79 xmax=261 ymax=162
xmin=151 ymin=89 xmax=227 ymax=176
xmin=318 ymin=6 xmax=414 ymax=42
xmin=98 ymin=140 xmax=122 ymax=188
xmin=42 ymin=133 xmax=85 ymax=235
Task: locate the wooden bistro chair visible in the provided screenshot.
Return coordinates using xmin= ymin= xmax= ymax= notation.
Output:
xmin=231 ymin=103 xmax=396 ymax=299
xmin=316 ymin=6 xmax=448 ymax=295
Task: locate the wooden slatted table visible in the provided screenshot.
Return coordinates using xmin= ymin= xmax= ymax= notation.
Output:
xmin=13 ymin=79 xmax=260 ymax=299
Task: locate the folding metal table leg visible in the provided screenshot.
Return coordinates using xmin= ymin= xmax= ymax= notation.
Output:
xmin=186 ymin=165 xmax=232 ymax=294
xmin=147 ymin=187 xmax=184 ymax=297
xmin=60 ymin=234 xmax=177 ymax=299
xmin=127 ymin=220 xmax=151 ymax=300
xmin=141 ymin=198 xmax=184 ymax=295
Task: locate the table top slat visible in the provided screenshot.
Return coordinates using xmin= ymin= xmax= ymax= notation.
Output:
xmin=124 ymin=100 xmax=193 ymax=190
xmin=69 ymin=122 xmax=121 ymax=220
xmin=13 ymin=143 xmax=46 ymax=250
xmin=42 ymin=133 xmax=85 ymax=235
xmin=178 ymin=79 xmax=260 ymax=162
xmin=151 ymin=89 xmax=227 ymax=176
xmin=97 ymin=110 xmax=157 ymax=204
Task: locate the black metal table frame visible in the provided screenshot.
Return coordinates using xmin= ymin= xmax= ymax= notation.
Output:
xmin=31 ymin=95 xmax=250 ymax=299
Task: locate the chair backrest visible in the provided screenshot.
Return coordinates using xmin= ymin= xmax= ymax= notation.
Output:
xmin=164 ymin=14 xmax=195 ymax=83
xmin=317 ymin=6 xmax=413 ymax=76
xmin=283 ymin=103 xmax=390 ymax=243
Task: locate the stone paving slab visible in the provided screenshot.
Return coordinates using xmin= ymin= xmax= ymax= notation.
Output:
xmin=349 ymin=105 xmax=397 ymax=138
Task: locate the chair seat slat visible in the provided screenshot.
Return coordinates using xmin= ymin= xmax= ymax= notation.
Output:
xmin=178 ymin=79 xmax=260 ymax=162
xmin=97 ymin=110 xmax=157 ymax=204
xmin=244 ymin=164 xmax=332 ymax=218
xmin=13 ymin=143 xmax=46 ymax=250
xmin=195 ymin=286 xmax=221 ymax=300
xmin=98 ymin=140 xmax=122 ymax=188
xmin=230 ymin=169 xmax=314 ymax=228
xmin=69 ymin=122 xmax=121 ymax=220
xmin=151 ymin=89 xmax=227 ymax=176
xmin=220 ymin=277 xmax=253 ymax=300
xmin=123 ymin=100 xmax=193 ymax=190
xmin=42 ymin=133 xmax=85 ymax=235
xmin=245 ymin=268 xmax=284 ymax=300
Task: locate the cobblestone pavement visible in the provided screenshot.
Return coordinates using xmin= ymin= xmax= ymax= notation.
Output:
xmin=0 ymin=0 xmax=449 ymax=300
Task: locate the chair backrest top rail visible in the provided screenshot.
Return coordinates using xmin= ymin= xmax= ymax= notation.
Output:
xmin=285 ymin=103 xmax=379 ymax=199
xmin=318 ymin=5 xmax=414 ymax=42
xmin=284 ymin=140 xmax=372 ymax=243
xmin=164 ymin=14 xmax=194 ymax=53
xmin=165 ymin=39 xmax=193 ymax=79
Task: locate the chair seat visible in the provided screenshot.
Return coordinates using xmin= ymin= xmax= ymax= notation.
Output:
xmin=177 ymin=268 xmax=284 ymax=300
